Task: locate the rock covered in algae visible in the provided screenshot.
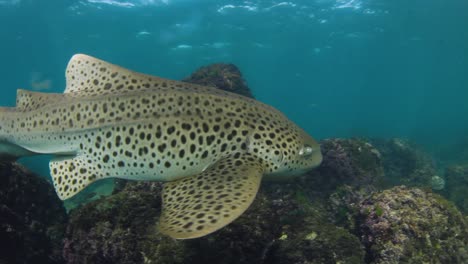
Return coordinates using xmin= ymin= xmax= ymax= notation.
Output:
xmin=371 ymin=138 xmax=437 ymax=188
xmin=266 ymin=222 xmax=365 ymax=264
xmin=183 ymin=63 xmax=254 ymax=98
xmin=151 ymin=191 xmax=278 ymax=264
xmin=328 ymin=184 xmax=370 ymax=230
xmin=313 ymin=138 xmax=384 ymax=192
xmin=358 ymin=186 xmax=468 ymax=264
xmin=444 ymin=165 xmax=468 ymax=214
xmin=0 ymin=161 xmax=67 ymax=264
xmin=64 ymin=176 xmax=368 ymax=264
xmin=302 ymin=138 xmax=385 ymax=230
xmin=63 ymin=179 xmax=278 ymax=264
xmin=262 ymin=184 xmax=366 ymax=264
xmin=63 ymin=182 xmax=163 ymax=264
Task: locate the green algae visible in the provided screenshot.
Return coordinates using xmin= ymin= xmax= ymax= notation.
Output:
xmin=374 ymin=205 xmax=384 ymax=217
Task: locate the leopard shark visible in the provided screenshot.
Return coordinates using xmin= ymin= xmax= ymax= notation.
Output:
xmin=0 ymin=54 xmax=322 ymax=239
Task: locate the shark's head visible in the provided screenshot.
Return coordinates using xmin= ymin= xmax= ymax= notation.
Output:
xmin=291 ymin=126 xmax=323 ymax=174
xmin=251 ymin=117 xmax=322 ymax=180
xmin=276 ymin=126 xmax=322 ymax=178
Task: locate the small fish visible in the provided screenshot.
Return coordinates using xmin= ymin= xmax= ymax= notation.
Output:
xmin=0 ymin=54 xmax=322 ymax=239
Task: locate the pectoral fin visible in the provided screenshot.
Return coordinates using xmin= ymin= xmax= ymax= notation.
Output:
xmin=159 ymin=153 xmax=264 ymax=239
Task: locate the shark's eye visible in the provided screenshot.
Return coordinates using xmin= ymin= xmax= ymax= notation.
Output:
xmin=299 ymin=145 xmax=314 ymax=157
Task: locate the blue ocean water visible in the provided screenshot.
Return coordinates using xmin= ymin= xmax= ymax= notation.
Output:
xmin=0 ymin=0 xmax=467 ymax=175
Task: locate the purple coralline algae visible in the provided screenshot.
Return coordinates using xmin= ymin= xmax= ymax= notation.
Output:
xmin=358 ymin=186 xmax=468 ymax=263
xmin=316 ymin=138 xmax=384 ymax=191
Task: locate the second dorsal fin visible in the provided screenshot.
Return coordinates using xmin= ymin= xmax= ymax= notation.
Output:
xmin=16 ymin=89 xmax=57 ymax=110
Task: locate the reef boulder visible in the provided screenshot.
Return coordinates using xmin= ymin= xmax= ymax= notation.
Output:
xmin=63 ymin=179 xmax=278 ymax=264
xmin=371 ymin=138 xmax=437 ymax=188
xmin=444 ymin=165 xmax=468 ymax=214
xmin=262 ymin=184 xmax=366 ymax=264
xmin=0 ymin=161 xmax=67 ymax=264
xmin=183 ymin=63 xmax=254 ymax=98
xmin=314 ymin=138 xmax=384 ymax=192
xmin=358 ymin=186 xmax=468 ymax=263
xmin=63 ymin=178 xmax=367 ymax=264
xmin=62 ymin=182 xmax=163 ymax=264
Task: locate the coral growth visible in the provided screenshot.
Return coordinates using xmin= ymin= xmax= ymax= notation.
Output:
xmin=314 ymin=138 xmax=384 ymax=192
xmin=444 ymin=165 xmax=468 ymax=214
xmin=63 ymin=182 xmax=163 ymax=264
xmin=63 ymin=180 xmax=277 ymax=264
xmin=328 ymin=184 xmax=369 ymax=230
xmin=63 ymin=176 xmax=369 ymax=264
xmin=301 ymin=138 xmax=384 ymax=208
xmin=183 ymin=63 xmax=254 ymax=98
xmin=309 ymin=138 xmax=385 ymax=230
xmin=268 ymin=222 xmax=365 ymax=264
xmin=263 ymin=186 xmax=366 ymax=264
xmin=358 ymin=186 xmax=468 ymax=263
xmin=371 ymin=138 xmax=437 ymax=188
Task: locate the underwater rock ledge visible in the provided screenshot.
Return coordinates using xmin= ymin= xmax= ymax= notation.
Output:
xmin=0 ymin=161 xmax=67 ymax=264
xmin=1 ymin=62 xmax=467 ymax=264
xmin=358 ymin=186 xmax=468 ymax=264
xmin=63 ymin=173 xmax=368 ymax=264
xmin=62 ymin=137 xmax=468 ymax=264
xmin=444 ymin=165 xmax=468 ymax=214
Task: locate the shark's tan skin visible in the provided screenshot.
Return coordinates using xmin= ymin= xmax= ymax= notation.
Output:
xmin=0 ymin=54 xmax=322 ymax=239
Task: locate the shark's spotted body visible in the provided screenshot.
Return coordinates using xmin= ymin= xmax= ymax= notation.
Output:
xmin=0 ymin=54 xmax=322 ymax=239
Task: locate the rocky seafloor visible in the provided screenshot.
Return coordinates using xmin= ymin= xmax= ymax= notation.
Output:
xmin=1 ymin=64 xmax=467 ymax=264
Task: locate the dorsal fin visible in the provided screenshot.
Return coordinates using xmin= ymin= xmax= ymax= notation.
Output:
xmin=16 ymin=89 xmax=55 ymax=110
xmin=65 ymin=54 xmax=198 ymax=96
xmin=65 ymin=54 xmax=233 ymax=97
xmin=65 ymin=54 xmax=156 ymax=95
